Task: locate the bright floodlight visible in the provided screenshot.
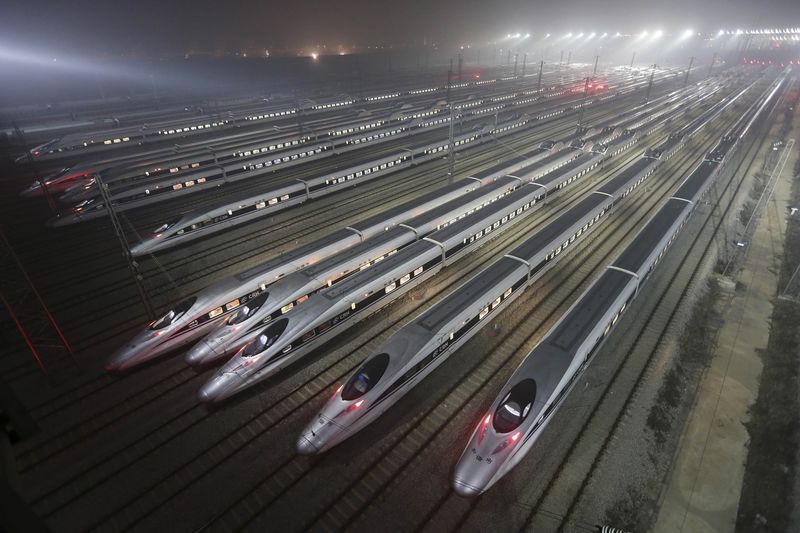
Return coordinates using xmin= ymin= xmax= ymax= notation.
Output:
xmin=311 ymin=52 xmax=319 ymax=60
xmin=615 ymin=31 xmax=622 ymax=37
xmin=641 ymin=30 xmax=649 ymax=37
xmin=545 ymin=33 xmax=551 ymax=38
xmin=653 ymin=30 xmax=663 ymax=38
xmin=681 ymin=29 xmax=694 ymax=39
xmin=589 ymin=32 xmax=596 ymax=38
xmin=566 ymin=32 xmax=573 ymax=37
xmin=524 ymin=33 xmax=531 ymax=39
xmin=577 ymin=32 xmax=584 ymax=37
xmin=717 ymin=29 xmax=725 ymax=36
xmin=601 ymin=32 xmax=608 ymax=38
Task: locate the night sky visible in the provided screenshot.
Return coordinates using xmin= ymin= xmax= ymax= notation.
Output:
xmin=1 ymin=0 xmax=797 ymax=55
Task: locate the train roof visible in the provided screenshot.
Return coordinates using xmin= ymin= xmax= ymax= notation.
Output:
xmin=511 ymin=193 xmax=605 ymax=261
xmin=234 ymin=228 xmax=355 ymax=282
xmin=348 ymin=179 xmax=479 ymax=233
xmin=548 ymin=268 xmax=631 ymax=353
xmin=301 ymin=228 xmax=407 ymax=277
xmin=468 ymin=148 xmax=547 ymax=180
xmin=417 ymin=258 xmax=521 ymax=333
xmin=671 ymin=161 xmax=717 ymax=202
xmin=612 ymin=199 xmax=687 ymax=273
xmin=321 ymin=241 xmax=437 ymax=301
xmin=595 ymin=158 xmax=653 ymax=195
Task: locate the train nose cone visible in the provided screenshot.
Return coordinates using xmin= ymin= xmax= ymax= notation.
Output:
xmin=295 ymin=435 xmax=320 ymax=455
xmin=104 ymin=347 xmax=137 ymax=372
xmin=452 ymin=478 xmax=483 ymax=498
xmin=185 ymin=339 xmax=221 ymax=366
xmin=197 ymin=372 xmax=243 ymax=403
xmin=129 ymin=240 xmax=151 ymax=258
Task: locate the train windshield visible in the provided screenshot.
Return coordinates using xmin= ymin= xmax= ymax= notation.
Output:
xmin=342 ymin=353 xmax=390 ymax=400
xmin=493 ymin=379 xmax=537 ymax=433
xmin=149 ymin=297 xmax=197 ymax=330
xmin=227 ymin=292 xmax=270 ymax=325
xmin=152 ymin=216 xmax=183 ymax=235
xmin=242 ymin=318 xmax=288 ymax=357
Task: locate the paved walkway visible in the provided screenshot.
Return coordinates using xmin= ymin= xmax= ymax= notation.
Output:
xmin=653 ymin=134 xmax=797 ymax=533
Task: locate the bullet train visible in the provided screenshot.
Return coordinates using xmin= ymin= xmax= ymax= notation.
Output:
xmin=451 ymin=76 xmax=783 ymax=496
xmin=293 ymin=80 xmax=743 ymax=455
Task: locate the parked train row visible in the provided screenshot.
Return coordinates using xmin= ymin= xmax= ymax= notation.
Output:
xmin=198 ymin=78 xmax=746 ymax=405
xmin=20 ymin=67 xmax=583 ymax=162
xmin=104 ymin=76 xmax=726 ymax=404
xmin=45 ymin=73 xmax=632 ymax=228
xmin=155 ymin=84 xmax=728 ymax=371
xmin=292 ymin=77 xmax=759 ymax=460
xmin=19 ymin=80 xmax=516 ymax=198
xmin=104 ymin=88 xmax=673 ymax=372
xmin=66 ymin=74 xmax=677 ymax=257
xmin=123 ymin=76 xmax=717 ymax=256
xmin=28 ymin=78 xmax=532 ymax=200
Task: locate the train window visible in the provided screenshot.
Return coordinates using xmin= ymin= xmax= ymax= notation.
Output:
xmin=399 ymin=274 xmax=411 ymax=285
xmin=209 ymin=307 xmax=224 ymax=319
xmin=302 ymin=329 xmax=316 ymax=343
xmin=479 ymin=307 xmax=489 ymax=320
xmin=493 ymin=379 xmax=537 ymax=433
xmin=242 ymin=318 xmax=289 ymax=357
xmin=149 ymin=297 xmax=197 ymax=330
xmin=413 ymin=266 xmax=423 ymax=276
xmin=342 ymin=353 xmax=390 ymax=400
xmin=491 ymin=297 xmax=501 ymax=309
xmin=504 ymin=287 xmax=512 ymax=299
xmin=385 ymin=282 xmax=397 ymax=294
xmin=281 ymin=303 xmax=294 ymax=314
xmin=225 ymin=299 xmax=240 ymax=311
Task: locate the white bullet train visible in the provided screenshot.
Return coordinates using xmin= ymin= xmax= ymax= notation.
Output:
xmin=452 ymin=75 xmax=783 ymax=496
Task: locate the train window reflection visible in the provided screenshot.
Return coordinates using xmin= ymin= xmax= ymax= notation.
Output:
xmin=149 ymin=297 xmax=197 ymax=330
xmin=342 ymin=353 xmax=390 ymax=400
xmin=242 ymin=318 xmax=288 ymax=357
xmin=493 ymin=379 xmax=537 ymax=433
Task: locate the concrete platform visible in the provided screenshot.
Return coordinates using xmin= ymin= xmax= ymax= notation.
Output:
xmin=653 ymin=134 xmax=797 ymax=532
